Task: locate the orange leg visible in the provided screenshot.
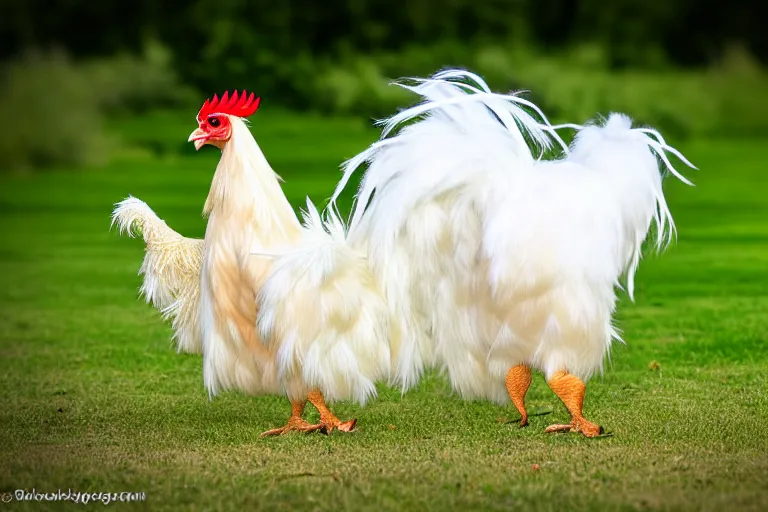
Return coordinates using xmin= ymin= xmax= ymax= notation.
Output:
xmin=307 ymin=390 xmax=357 ymax=434
xmin=545 ymin=370 xmax=602 ymax=437
xmin=259 ymin=400 xmax=324 ymax=437
xmin=505 ymin=364 xmax=532 ymax=427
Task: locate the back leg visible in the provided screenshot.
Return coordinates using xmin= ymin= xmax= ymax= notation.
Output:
xmin=505 ymin=364 xmax=532 ymax=427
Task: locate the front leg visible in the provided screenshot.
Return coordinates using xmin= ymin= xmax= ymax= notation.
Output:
xmin=545 ymin=370 xmax=602 ymax=437
xmin=307 ymin=390 xmax=357 ymax=434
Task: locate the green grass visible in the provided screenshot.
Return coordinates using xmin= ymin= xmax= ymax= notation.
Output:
xmin=1 ymin=110 xmax=767 ymax=511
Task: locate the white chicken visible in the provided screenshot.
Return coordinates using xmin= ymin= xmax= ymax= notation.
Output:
xmin=112 ymin=91 xmax=386 ymax=435
xmin=258 ymin=69 xmax=695 ymax=437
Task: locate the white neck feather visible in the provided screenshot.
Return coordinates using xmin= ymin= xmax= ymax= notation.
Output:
xmin=203 ymin=116 xmax=300 ymax=240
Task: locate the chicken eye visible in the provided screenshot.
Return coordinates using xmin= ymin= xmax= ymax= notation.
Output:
xmin=208 ymin=117 xmax=221 ymax=127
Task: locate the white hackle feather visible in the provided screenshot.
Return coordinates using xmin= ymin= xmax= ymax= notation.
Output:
xmin=111 ymin=196 xmax=204 ymax=354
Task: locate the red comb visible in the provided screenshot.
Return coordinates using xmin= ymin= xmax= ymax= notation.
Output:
xmin=197 ymin=90 xmax=261 ymax=121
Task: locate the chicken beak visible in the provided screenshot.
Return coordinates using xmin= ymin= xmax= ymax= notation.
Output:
xmin=188 ymin=128 xmax=207 ymax=151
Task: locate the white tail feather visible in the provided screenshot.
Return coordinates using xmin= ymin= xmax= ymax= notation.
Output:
xmin=631 ymin=124 xmax=697 ymax=249
xmin=330 ymin=68 xmax=569 ymax=232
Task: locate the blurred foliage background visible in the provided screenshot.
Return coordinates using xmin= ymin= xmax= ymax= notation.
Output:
xmin=0 ymin=0 xmax=766 ymax=171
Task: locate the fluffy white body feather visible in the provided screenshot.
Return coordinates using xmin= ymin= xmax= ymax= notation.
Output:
xmin=322 ymin=70 xmax=694 ymax=403
xmin=256 ymin=200 xmax=391 ymax=405
xmin=347 ymin=71 xmax=690 ymax=402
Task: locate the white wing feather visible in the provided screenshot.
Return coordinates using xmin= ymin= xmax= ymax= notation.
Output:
xmin=111 ymin=197 xmax=203 ymax=354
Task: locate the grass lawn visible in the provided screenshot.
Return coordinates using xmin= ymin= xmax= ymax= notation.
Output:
xmin=1 ymin=109 xmax=767 ymax=511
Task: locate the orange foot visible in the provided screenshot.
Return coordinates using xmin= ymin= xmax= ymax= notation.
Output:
xmin=261 ymin=393 xmax=358 ymax=438
xmin=545 ymin=371 xmax=603 ymax=438
xmin=260 ymin=400 xmax=325 ymax=438
xmin=309 ymin=390 xmax=357 ymax=434
xmin=544 ymin=417 xmax=602 ymax=437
